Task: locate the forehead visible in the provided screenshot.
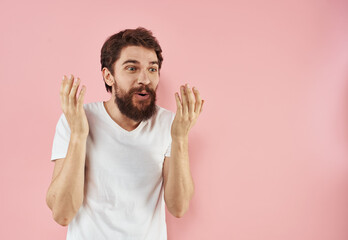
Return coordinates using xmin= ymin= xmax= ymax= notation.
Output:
xmin=117 ymin=45 xmax=158 ymax=64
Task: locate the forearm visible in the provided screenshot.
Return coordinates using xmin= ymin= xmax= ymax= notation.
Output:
xmin=46 ymin=134 xmax=87 ymax=225
xmin=164 ymin=137 xmax=194 ymax=216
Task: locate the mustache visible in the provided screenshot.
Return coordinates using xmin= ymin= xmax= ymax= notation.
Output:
xmin=129 ymin=85 xmax=156 ymax=96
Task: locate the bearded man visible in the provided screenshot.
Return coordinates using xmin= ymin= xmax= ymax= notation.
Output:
xmin=46 ymin=27 xmax=204 ymax=240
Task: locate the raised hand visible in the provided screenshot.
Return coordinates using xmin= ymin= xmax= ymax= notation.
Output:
xmin=171 ymin=84 xmax=204 ymax=140
xmin=60 ymin=74 xmax=89 ymax=137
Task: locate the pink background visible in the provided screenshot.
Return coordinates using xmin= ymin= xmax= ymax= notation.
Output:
xmin=1 ymin=0 xmax=348 ymax=239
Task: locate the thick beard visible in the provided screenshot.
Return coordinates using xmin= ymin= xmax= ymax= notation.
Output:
xmin=114 ymin=83 xmax=157 ymax=122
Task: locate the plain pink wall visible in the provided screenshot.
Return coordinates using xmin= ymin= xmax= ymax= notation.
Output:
xmin=1 ymin=0 xmax=348 ymax=239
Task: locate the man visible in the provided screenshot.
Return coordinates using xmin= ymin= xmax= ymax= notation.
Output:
xmin=46 ymin=27 xmax=204 ymax=239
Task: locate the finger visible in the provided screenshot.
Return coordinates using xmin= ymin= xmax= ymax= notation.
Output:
xmin=193 ymin=87 xmax=202 ymax=114
xmin=175 ymin=92 xmax=182 ymax=116
xmin=186 ymin=84 xmax=195 ymax=116
xmin=180 ymin=85 xmax=188 ymax=116
xmin=200 ymin=100 xmax=204 ymax=114
xmin=60 ymin=75 xmax=67 ymax=110
xmin=77 ymin=85 xmax=86 ymax=109
xmin=63 ymin=74 xmax=74 ymax=105
xmin=69 ymin=77 xmax=80 ymax=105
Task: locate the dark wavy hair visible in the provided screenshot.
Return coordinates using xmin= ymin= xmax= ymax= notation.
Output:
xmin=100 ymin=27 xmax=163 ymax=93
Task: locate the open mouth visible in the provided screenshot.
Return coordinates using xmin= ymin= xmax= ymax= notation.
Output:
xmin=135 ymin=91 xmax=150 ymax=96
xmin=134 ymin=91 xmax=150 ymax=100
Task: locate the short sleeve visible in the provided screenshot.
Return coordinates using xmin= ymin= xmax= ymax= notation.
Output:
xmin=164 ymin=112 xmax=175 ymax=158
xmin=164 ymin=140 xmax=172 ymax=157
xmin=51 ymin=113 xmax=71 ymax=161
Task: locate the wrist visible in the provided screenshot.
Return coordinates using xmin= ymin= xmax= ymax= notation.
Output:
xmin=70 ymin=132 xmax=88 ymax=141
xmin=171 ymin=135 xmax=188 ymax=144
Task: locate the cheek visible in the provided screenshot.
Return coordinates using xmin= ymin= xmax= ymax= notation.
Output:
xmin=116 ymin=75 xmax=133 ymax=89
xmin=113 ymin=81 xmax=129 ymax=95
xmin=151 ymin=75 xmax=160 ymax=86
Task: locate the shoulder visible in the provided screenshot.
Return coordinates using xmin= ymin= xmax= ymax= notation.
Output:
xmin=145 ymin=105 xmax=175 ymax=130
xmin=81 ymin=101 xmax=107 ymax=123
xmin=83 ymin=101 xmax=102 ymax=112
xmin=82 ymin=101 xmax=105 ymax=116
xmin=154 ymin=105 xmax=175 ymax=122
xmin=54 ymin=102 xmax=103 ymax=131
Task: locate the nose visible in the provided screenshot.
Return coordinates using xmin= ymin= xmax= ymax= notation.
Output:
xmin=137 ymin=69 xmax=151 ymax=85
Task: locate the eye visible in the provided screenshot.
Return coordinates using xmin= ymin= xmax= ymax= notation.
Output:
xmin=149 ymin=67 xmax=158 ymax=72
xmin=126 ymin=66 xmax=136 ymax=71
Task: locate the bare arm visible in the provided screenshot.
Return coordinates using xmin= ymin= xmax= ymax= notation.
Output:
xmin=163 ymin=84 xmax=204 ymax=218
xmin=163 ymin=138 xmax=194 ymax=218
xmin=46 ymin=135 xmax=87 ymax=226
xmin=46 ymin=75 xmax=88 ymax=226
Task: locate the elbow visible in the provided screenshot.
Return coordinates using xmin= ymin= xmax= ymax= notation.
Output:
xmin=173 ymin=210 xmax=186 ymax=218
xmin=166 ymin=196 xmax=193 ymax=218
xmin=47 ymin=193 xmax=83 ymax=227
xmin=168 ymin=204 xmax=189 ymax=218
xmin=53 ymin=211 xmax=72 ymax=226
xmin=46 ymin=193 xmax=71 ymax=226
xmin=50 ymin=200 xmax=81 ymax=227
xmin=51 ymin=204 xmax=81 ymax=226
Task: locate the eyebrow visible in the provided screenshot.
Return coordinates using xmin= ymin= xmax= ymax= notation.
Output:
xmin=122 ymin=60 xmax=159 ymax=66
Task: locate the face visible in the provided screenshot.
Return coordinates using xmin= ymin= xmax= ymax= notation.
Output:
xmin=109 ymin=45 xmax=160 ymax=121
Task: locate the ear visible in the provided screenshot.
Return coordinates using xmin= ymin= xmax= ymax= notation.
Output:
xmin=102 ymin=67 xmax=114 ymax=88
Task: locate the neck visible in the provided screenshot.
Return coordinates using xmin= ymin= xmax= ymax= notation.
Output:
xmin=103 ymin=98 xmax=141 ymax=131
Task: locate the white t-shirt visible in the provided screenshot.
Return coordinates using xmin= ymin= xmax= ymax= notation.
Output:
xmin=51 ymin=101 xmax=175 ymax=240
